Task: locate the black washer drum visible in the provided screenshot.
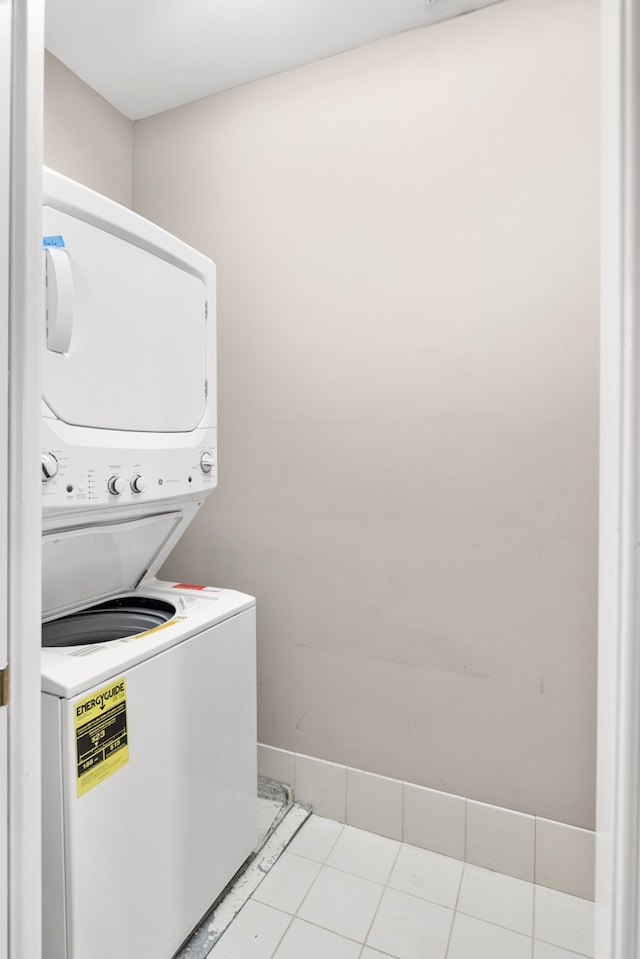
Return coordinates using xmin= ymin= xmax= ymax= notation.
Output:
xmin=42 ymin=596 xmax=176 ymax=647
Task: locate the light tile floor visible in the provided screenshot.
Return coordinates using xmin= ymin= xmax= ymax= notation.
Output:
xmin=207 ymin=815 xmax=594 ymax=959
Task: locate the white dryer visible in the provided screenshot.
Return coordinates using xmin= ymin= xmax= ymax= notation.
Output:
xmin=40 ymin=170 xmax=257 ymax=959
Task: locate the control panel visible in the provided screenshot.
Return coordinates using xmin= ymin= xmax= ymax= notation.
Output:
xmin=41 ymin=427 xmax=217 ymax=510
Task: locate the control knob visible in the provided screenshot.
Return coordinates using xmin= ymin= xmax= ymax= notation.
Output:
xmin=108 ymin=475 xmax=127 ymax=495
xmin=41 ymin=452 xmax=59 ymax=482
xmin=200 ymin=451 xmax=214 ymax=474
xmin=131 ymin=475 xmax=146 ymax=493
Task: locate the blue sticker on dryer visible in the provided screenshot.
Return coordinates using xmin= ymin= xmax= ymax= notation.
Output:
xmin=43 ymin=235 xmax=65 ymax=248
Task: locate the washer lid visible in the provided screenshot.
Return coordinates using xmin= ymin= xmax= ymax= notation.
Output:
xmin=42 ymin=512 xmax=185 ymax=619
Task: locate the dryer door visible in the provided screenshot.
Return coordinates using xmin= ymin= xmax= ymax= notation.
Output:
xmin=42 ymin=206 xmax=208 ymax=433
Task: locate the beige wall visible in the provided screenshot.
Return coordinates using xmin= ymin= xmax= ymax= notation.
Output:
xmin=53 ymin=0 xmax=598 ymax=828
xmin=134 ymin=0 xmax=599 ymax=828
xmin=44 ymin=52 xmax=133 ymax=206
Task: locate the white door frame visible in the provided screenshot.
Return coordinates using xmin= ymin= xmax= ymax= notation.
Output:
xmin=5 ymin=1 xmax=43 ymax=958
xmin=0 ymin=1 xmax=12 ymax=950
xmin=597 ymin=0 xmax=640 ymax=956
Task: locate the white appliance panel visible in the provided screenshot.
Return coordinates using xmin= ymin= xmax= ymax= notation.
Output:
xmin=42 ymin=205 xmax=207 ymax=434
xmin=41 ymin=419 xmax=216 ymax=513
xmin=43 ymin=606 xmax=257 ymax=959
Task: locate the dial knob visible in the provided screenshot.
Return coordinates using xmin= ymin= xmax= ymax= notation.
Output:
xmin=131 ymin=474 xmax=146 ymax=493
xmin=41 ymin=452 xmax=59 ymax=482
xmin=200 ymin=451 xmax=213 ymax=474
xmin=108 ymin=475 xmax=127 ymax=495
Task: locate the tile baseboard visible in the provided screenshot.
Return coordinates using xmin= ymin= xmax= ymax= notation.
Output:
xmin=257 ymin=743 xmax=595 ymax=901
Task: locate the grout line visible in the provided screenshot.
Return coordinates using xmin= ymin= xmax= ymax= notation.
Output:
xmin=323 ymin=818 xmax=346 ymax=863
xmin=344 ymin=766 xmax=349 ymax=826
xmin=256 ymin=814 xmax=348 ymax=944
xmin=292 ymin=752 xmax=297 ymax=803
xmin=463 ymin=797 xmax=468 ymax=862
xmin=279 ymin=912 xmax=377 ymax=947
xmin=289 ymin=852 xmax=333 ymax=918
xmin=359 ymin=882 xmax=385 ymax=953
xmin=531 ymin=816 xmax=537 ymax=959
xmin=245 ymin=901 xmax=389 ymax=954
xmin=302 ymin=859 xmax=390 ymax=886
xmin=265 ymin=909 xmax=295 ymax=959
xmin=534 ymin=936 xmax=592 ymax=958
xmin=443 ymin=858 xmax=465 ymax=959
xmin=341 ymin=767 xmax=347 ymax=824
xmin=454 ymin=905 xmax=535 ymax=940
xmin=359 ymin=837 xmax=403 ymax=951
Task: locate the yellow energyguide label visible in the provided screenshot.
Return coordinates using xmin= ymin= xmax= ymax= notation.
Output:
xmin=75 ymin=677 xmax=129 ymax=797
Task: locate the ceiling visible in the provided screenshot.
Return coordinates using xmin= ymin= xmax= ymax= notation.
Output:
xmin=45 ymin=0 xmax=503 ymax=121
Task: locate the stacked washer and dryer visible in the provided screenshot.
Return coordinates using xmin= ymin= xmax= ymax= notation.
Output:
xmin=40 ymin=169 xmax=257 ymax=959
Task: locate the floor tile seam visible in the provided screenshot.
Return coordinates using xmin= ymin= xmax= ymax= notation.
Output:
xmin=284 ymin=912 xmax=374 ymax=947
xmin=258 ymin=884 xmax=314 ymax=923
xmin=463 ymin=859 xmax=538 ymax=887
xmin=325 ymin=821 xmax=346 ymax=860
xmin=289 ymin=819 xmax=345 ymax=866
xmin=442 ymin=897 xmax=457 ymax=958
xmin=287 ymin=858 xmax=376 ymax=940
xmin=533 ymin=935 xmax=592 ymax=958
xmin=211 ymin=900 xmax=294 ymax=959
xmin=359 ymin=842 xmax=403 ymax=950
xmin=384 ymin=875 xmax=460 ymax=912
xmin=252 ymin=878 xmax=321 ymax=916
xmin=363 ymin=887 xmax=456 ymax=957
xmin=532 ymin=817 xmax=538 ymax=959
xmin=453 ymin=904 xmax=534 ymax=940
xmin=358 ymin=946 xmax=396 ymax=959
xmin=324 ymin=853 xmax=399 ymax=885
xmin=318 ymin=863 xmax=464 ymax=925
xmin=531 ymin=872 xmax=536 ymax=959
xmin=247 ymin=898 xmax=303 ymax=921
xmin=329 ymin=832 xmax=402 ymax=865
xmin=281 ymin=846 xmax=333 ymax=866
xmin=443 ymin=858 xmax=466 ymax=959
xmin=247 ymin=899 xmax=378 ymax=951
xmin=280 ymin=848 xmax=330 ymax=869
xmin=281 ymin=820 xmax=348 ymax=919
xmin=312 ymin=859 xmax=391 ymax=888
xmin=265 ymin=907 xmax=296 ymax=959
xmin=377 ymin=876 xmax=460 ymax=913
xmin=322 ymin=837 xmax=466 ymax=895
xmin=463 ymin=795 xmax=468 ymax=862
xmin=380 ymin=837 xmax=404 ymax=891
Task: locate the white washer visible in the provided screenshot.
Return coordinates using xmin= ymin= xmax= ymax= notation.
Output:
xmin=39 ymin=170 xmax=257 ymax=959
xmin=42 ymin=581 xmax=257 ymax=959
